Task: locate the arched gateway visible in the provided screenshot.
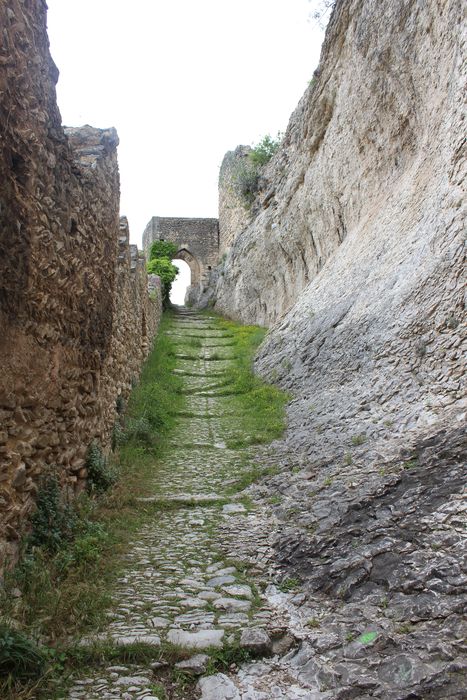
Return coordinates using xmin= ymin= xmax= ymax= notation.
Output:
xmin=143 ymin=217 xmax=219 ymax=299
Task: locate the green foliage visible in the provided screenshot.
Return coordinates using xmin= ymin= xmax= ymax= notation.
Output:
xmin=232 ymin=161 xmax=260 ymax=206
xmin=29 ymin=476 xmax=78 ymax=553
xmin=147 ymin=240 xmax=179 ymax=306
xmin=357 ymin=631 xmax=378 ymax=645
xmin=249 ymin=133 xmax=282 ymax=166
xmin=230 ymin=133 xmax=282 ymax=208
xmin=85 ymin=443 xmax=116 ymax=494
xmin=307 ymin=617 xmax=320 ymax=628
xmin=149 ymin=240 xmax=178 ymax=260
xmin=278 ymin=577 xmax=300 ymax=593
xmin=0 ymin=625 xmax=46 ymax=681
xmin=350 ymin=434 xmax=366 ymax=446
xmin=147 ymin=258 xmax=179 ymax=306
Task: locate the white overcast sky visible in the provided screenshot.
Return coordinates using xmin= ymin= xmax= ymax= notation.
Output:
xmin=46 ymin=0 xmax=326 ymax=250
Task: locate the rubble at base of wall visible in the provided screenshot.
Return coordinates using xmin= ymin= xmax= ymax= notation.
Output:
xmin=185 ymin=268 xmax=219 ymax=310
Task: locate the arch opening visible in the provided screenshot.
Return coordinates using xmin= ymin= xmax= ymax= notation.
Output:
xmin=170 ymin=259 xmax=191 ymax=305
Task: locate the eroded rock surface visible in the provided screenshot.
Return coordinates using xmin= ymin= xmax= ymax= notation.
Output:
xmin=196 ymin=0 xmax=466 ymax=697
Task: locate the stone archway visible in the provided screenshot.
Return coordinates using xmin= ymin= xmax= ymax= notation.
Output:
xmin=174 ymin=248 xmax=201 ymax=286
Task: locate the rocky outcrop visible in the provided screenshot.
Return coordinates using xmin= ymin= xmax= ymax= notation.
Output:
xmin=218 ymin=146 xmax=253 ymax=256
xmin=208 ymin=0 xmax=466 ymax=696
xmin=0 ymin=1 xmax=161 ymax=569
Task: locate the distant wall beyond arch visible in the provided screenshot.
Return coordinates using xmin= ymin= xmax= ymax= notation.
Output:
xmin=142 ymin=216 xmax=219 ymax=291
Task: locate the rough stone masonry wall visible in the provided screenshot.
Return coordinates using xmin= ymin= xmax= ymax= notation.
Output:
xmin=0 ymin=0 xmax=160 ymax=570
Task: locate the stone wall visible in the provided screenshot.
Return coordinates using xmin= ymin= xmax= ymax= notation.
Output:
xmin=218 ymin=146 xmax=253 ymax=256
xmin=0 ymin=0 xmax=161 ymax=570
xmin=143 ymin=216 xmax=219 ymax=299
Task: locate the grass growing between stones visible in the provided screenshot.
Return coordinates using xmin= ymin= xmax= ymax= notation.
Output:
xmin=213 ymin=318 xmax=289 ymax=446
xmin=1 ymin=310 xmax=290 ymax=699
xmin=0 ymin=312 xmax=184 ymax=698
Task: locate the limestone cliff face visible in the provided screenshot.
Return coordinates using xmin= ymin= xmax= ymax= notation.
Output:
xmin=0 ymin=1 xmax=161 ymax=568
xmin=215 ymin=0 xmax=465 ymax=455
xmin=218 ymin=146 xmax=253 ymax=256
xmin=216 ymin=0 xmax=465 ymax=328
xmin=211 ymin=1 xmax=466 ymax=691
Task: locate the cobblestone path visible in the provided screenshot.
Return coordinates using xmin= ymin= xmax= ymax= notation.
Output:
xmin=67 ymin=309 xmax=293 ymax=699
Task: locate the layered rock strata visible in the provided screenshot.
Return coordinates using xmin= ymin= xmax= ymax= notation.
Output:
xmin=0 ymin=1 xmax=160 ymax=569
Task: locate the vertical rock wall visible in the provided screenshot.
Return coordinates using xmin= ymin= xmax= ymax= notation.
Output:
xmin=214 ymin=0 xmax=466 ymax=328
xmin=209 ymin=1 xmax=466 ymax=673
xmin=218 ymin=146 xmax=253 ymax=256
xmin=0 ymin=0 xmax=161 ymax=569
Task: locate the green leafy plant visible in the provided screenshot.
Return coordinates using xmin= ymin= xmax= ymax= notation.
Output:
xmin=149 ymin=240 xmax=178 ymax=260
xmin=351 ymin=434 xmax=366 ymax=446
xmin=0 ymin=625 xmax=46 ymax=681
xmin=249 ymin=133 xmax=282 ymax=166
xmin=357 ymin=631 xmax=378 ymax=645
xmin=147 ymin=241 xmax=179 ymax=306
xmin=29 ymin=475 xmax=78 ymax=553
xmin=306 ymin=617 xmax=320 ymax=628
xmin=147 ymin=258 xmax=179 ymax=305
xmin=231 ymin=133 xmax=282 ymax=208
xmin=278 ymin=577 xmax=300 ymax=593
xmin=232 ymin=161 xmax=260 ymax=206
xmin=85 ymin=443 xmax=116 ymax=494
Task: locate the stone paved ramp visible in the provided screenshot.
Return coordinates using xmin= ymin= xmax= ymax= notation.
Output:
xmin=67 ymin=309 xmax=467 ymax=699
xmin=67 ymin=309 xmax=294 ymax=699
